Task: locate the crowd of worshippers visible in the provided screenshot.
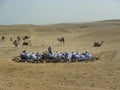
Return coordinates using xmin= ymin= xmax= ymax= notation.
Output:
xmin=19 ymin=46 xmax=94 ymax=63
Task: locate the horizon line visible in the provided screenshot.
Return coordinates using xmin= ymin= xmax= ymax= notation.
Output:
xmin=0 ymin=19 xmax=120 ymax=26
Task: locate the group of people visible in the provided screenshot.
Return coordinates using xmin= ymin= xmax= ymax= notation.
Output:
xmin=19 ymin=46 xmax=94 ymax=63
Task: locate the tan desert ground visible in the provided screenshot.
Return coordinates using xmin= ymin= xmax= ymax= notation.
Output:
xmin=0 ymin=20 xmax=120 ymax=90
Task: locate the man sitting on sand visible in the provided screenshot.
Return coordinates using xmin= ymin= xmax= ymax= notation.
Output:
xmin=29 ymin=52 xmax=37 ymax=60
xmin=20 ymin=50 xmax=27 ymax=60
xmin=84 ymin=50 xmax=93 ymax=59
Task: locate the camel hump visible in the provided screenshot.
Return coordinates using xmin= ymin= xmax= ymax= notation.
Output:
xmin=61 ymin=37 xmax=64 ymax=40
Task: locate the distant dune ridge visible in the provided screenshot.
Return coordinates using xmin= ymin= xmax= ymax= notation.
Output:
xmin=0 ymin=20 xmax=120 ymax=90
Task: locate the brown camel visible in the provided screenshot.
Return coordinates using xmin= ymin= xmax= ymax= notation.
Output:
xmin=93 ymin=41 xmax=104 ymax=47
xmin=57 ymin=37 xmax=65 ymax=45
xmin=22 ymin=36 xmax=30 ymax=40
xmin=22 ymin=40 xmax=31 ymax=46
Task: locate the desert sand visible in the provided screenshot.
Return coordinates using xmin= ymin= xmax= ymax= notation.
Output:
xmin=0 ymin=20 xmax=120 ymax=90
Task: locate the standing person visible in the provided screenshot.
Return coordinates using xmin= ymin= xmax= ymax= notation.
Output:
xmin=48 ymin=46 xmax=52 ymax=54
xmin=13 ymin=39 xmax=19 ymax=47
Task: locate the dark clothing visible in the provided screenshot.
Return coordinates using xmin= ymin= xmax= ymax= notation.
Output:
xmin=48 ymin=47 xmax=52 ymax=54
xmin=20 ymin=53 xmax=27 ymax=60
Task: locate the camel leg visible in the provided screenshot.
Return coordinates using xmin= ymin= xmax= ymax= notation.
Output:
xmin=63 ymin=41 xmax=65 ymax=45
xmin=60 ymin=41 xmax=62 ymax=45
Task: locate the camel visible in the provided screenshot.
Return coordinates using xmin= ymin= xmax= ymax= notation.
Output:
xmin=22 ymin=36 xmax=30 ymax=40
xmin=93 ymin=41 xmax=104 ymax=47
xmin=22 ymin=40 xmax=31 ymax=46
xmin=1 ymin=36 xmax=5 ymax=41
xmin=57 ymin=37 xmax=65 ymax=45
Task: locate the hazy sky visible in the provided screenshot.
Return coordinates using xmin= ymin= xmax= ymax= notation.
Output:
xmin=0 ymin=0 xmax=120 ymax=25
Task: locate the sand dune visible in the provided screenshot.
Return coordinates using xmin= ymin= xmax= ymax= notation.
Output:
xmin=0 ymin=20 xmax=120 ymax=90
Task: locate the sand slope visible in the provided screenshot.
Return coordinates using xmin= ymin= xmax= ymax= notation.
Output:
xmin=0 ymin=20 xmax=120 ymax=90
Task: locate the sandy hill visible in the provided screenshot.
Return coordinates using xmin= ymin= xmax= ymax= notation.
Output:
xmin=0 ymin=20 xmax=120 ymax=90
